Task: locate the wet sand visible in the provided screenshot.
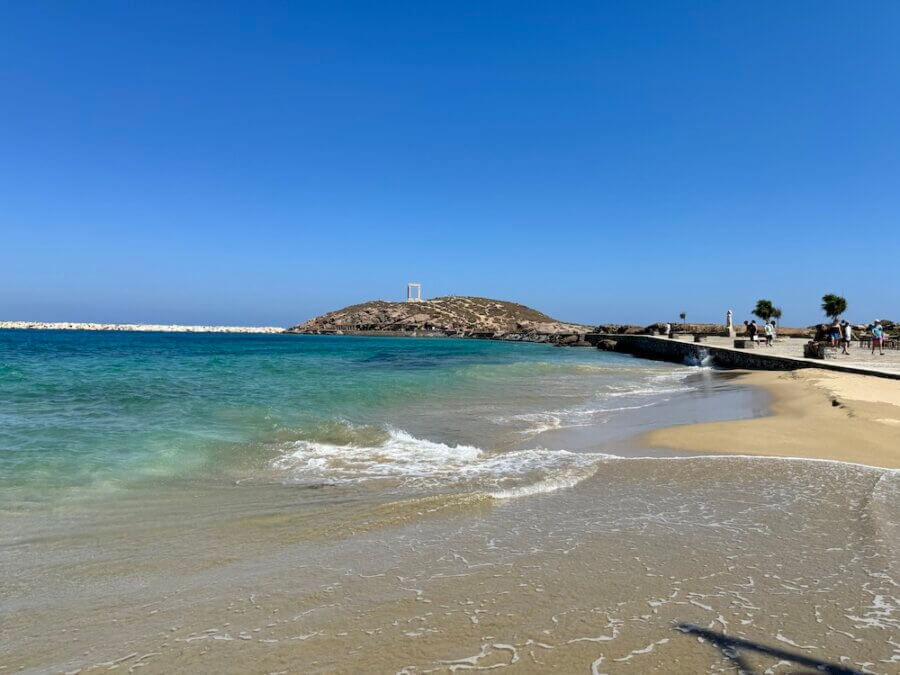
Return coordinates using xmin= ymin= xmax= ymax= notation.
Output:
xmin=645 ymin=368 xmax=900 ymax=469
xmin=4 ymin=458 xmax=895 ymax=674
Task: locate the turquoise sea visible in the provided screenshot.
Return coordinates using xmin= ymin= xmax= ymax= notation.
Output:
xmin=0 ymin=330 xmax=693 ymax=500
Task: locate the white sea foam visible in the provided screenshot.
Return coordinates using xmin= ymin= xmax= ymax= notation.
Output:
xmin=603 ymin=385 xmax=690 ymax=397
xmin=488 ymin=463 xmax=604 ymax=499
xmin=505 ymin=402 xmax=657 ymax=424
xmin=483 ymin=366 xmax=696 ymax=438
xmin=503 ymin=411 xmax=565 ymax=434
xmin=624 ymin=453 xmax=900 ymax=473
xmin=271 ymin=428 xmax=613 ymax=497
xmin=495 ymin=399 xmax=670 ymax=438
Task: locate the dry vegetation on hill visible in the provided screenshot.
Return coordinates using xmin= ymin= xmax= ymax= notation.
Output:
xmin=288 ymin=296 xmax=591 ymax=342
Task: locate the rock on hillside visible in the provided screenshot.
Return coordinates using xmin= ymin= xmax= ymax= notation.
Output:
xmin=287 ymin=297 xmax=592 ymax=343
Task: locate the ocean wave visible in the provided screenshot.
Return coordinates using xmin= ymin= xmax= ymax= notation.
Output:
xmin=504 ymin=411 xmax=565 ymax=434
xmin=488 ymin=375 xmax=692 ymax=438
xmin=488 ymin=463 xmax=602 ymax=499
xmin=271 ymin=426 xmax=613 ymax=497
xmin=462 ymin=361 xmax=616 ymax=376
xmin=602 ymin=384 xmax=691 ymax=397
xmin=459 ymin=360 xmax=686 ymax=379
xmin=649 ymin=368 xmax=701 ymax=382
xmin=496 ymin=402 xmax=661 ymax=437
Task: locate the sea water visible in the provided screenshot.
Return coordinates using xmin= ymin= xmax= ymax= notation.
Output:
xmin=0 ymin=330 xmax=694 ymax=500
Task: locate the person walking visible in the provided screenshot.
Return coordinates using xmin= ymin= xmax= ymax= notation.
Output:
xmin=764 ymin=320 xmax=774 ymax=346
xmin=871 ymin=321 xmax=885 ymax=355
xmin=841 ymin=321 xmax=852 ymax=355
xmin=830 ymin=319 xmax=841 ymax=348
xmin=748 ymin=320 xmax=758 ymax=342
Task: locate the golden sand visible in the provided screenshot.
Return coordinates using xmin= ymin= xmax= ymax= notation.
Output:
xmin=645 ymin=368 xmax=900 ymax=469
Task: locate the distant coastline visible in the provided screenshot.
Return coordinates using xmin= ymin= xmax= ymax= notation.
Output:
xmin=0 ymin=321 xmax=285 ymax=334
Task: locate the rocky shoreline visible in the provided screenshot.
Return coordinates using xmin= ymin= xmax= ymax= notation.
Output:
xmin=0 ymin=321 xmax=285 ymax=334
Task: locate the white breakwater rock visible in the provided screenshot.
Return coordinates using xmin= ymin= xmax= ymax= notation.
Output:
xmin=0 ymin=321 xmax=285 ymax=333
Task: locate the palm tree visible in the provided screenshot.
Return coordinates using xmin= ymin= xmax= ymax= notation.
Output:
xmin=821 ymin=294 xmax=847 ymax=321
xmin=752 ymin=299 xmax=782 ymax=323
xmin=679 ymin=312 xmax=686 ymax=329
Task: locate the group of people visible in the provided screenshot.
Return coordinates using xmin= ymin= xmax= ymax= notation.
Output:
xmin=825 ymin=319 xmax=854 ymax=354
xmin=666 ymin=315 xmax=890 ymax=357
xmin=743 ymin=319 xmax=777 ymax=346
xmin=816 ymin=319 xmax=888 ymax=356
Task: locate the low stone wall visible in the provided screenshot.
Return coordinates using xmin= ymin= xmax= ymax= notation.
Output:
xmin=0 ymin=321 xmax=286 ymax=334
xmin=585 ymin=334 xmax=900 ymax=380
xmin=586 ymin=334 xmax=798 ymax=370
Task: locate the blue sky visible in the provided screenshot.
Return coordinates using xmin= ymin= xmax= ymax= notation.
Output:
xmin=2 ymin=1 xmax=898 ymax=327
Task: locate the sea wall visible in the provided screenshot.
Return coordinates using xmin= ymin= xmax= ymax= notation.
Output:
xmin=586 ymin=334 xmax=799 ymax=370
xmin=0 ymin=321 xmax=286 ymax=334
xmin=586 ymin=334 xmax=900 ymax=380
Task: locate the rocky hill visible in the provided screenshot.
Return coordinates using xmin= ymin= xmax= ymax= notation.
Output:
xmin=287 ymin=297 xmax=592 ymax=343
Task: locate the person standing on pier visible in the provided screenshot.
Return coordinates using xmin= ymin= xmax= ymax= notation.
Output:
xmin=871 ymin=321 xmax=885 ymax=355
xmin=830 ymin=319 xmax=842 ymax=348
xmin=841 ymin=321 xmax=852 ymax=354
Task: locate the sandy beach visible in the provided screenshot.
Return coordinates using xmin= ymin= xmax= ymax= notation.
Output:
xmin=646 ymin=368 xmax=900 ymax=469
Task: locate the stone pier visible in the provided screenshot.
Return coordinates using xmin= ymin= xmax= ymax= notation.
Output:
xmin=585 ymin=333 xmax=900 ymax=381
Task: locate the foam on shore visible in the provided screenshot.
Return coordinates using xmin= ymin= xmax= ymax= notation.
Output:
xmin=271 ymin=426 xmax=615 ymax=497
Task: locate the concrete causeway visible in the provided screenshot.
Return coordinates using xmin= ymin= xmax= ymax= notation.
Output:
xmin=587 ymin=333 xmax=900 ymax=381
xmin=0 ymin=321 xmax=286 ymax=334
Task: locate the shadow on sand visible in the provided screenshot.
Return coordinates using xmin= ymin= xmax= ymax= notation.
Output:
xmin=676 ymin=623 xmax=864 ymax=674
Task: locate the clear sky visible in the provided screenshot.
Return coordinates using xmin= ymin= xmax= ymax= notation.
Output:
xmin=2 ymin=2 xmax=898 ymax=327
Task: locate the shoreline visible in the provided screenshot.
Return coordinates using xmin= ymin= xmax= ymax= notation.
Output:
xmin=520 ymin=369 xmax=768 ymax=459
xmin=644 ymin=368 xmax=900 ymax=469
